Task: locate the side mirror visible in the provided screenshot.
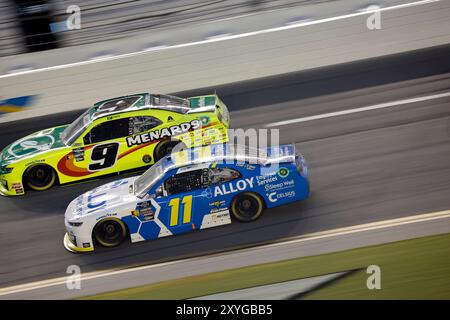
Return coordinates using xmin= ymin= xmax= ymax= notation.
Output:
xmin=155 ymin=186 xmax=163 ymax=198
xmin=83 ymin=133 xmax=91 ymax=145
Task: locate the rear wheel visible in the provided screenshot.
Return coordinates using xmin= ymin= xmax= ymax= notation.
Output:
xmin=24 ymin=165 xmax=57 ymax=191
xmin=154 ymin=140 xmax=186 ymax=162
xmin=230 ymin=192 xmax=265 ymax=222
xmin=93 ymin=218 xmax=127 ymax=248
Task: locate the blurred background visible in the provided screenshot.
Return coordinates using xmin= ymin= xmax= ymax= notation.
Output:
xmin=1 ymin=0 xmax=319 ymax=57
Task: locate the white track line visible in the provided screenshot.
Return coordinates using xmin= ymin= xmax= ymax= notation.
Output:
xmin=260 ymin=210 xmax=450 ymax=249
xmin=0 ymin=209 xmax=449 ymax=297
xmin=265 ymin=91 xmax=450 ymax=127
xmin=0 ymin=0 xmax=439 ymax=79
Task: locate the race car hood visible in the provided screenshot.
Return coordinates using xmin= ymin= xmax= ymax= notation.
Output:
xmin=65 ymin=176 xmax=139 ymax=220
xmin=0 ymin=125 xmax=68 ymax=165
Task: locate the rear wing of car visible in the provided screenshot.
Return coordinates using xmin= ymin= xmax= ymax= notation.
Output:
xmin=187 ymin=94 xmax=230 ymax=127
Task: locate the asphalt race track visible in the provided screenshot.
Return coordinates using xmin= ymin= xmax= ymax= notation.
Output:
xmin=1 ymin=45 xmax=450 ymax=289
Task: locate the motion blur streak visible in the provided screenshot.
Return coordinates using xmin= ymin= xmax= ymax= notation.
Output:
xmin=265 ymin=91 xmax=450 ymax=127
xmin=0 ymin=0 xmax=439 ymax=79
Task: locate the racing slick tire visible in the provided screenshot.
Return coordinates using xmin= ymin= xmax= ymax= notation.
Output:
xmin=93 ymin=218 xmax=128 ymax=248
xmin=154 ymin=140 xmax=186 ymax=162
xmin=230 ymin=192 xmax=265 ymax=222
xmin=24 ymin=164 xmax=57 ymax=191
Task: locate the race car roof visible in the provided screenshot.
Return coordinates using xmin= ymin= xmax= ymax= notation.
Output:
xmin=134 ymin=143 xmax=296 ymax=197
xmin=169 ymin=144 xmax=297 ymax=169
xmin=89 ymin=93 xmax=217 ymax=121
xmin=90 ymin=93 xmax=185 ymax=120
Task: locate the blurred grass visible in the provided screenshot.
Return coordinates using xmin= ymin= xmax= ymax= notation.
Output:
xmin=82 ymin=233 xmax=450 ymax=300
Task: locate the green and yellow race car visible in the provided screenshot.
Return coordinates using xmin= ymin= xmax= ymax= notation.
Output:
xmin=0 ymin=93 xmax=229 ymax=196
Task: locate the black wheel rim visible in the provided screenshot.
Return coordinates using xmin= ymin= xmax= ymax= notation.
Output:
xmin=95 ymin=220 xmax=124 ymax=246
xmin=28 ymin=166 xmax=53 ymax=188
xmin=236 ymin=196 xmax=259 ymax=219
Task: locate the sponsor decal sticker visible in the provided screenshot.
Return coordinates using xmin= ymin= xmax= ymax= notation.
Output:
xmin=267 ymin=190 xmax=296 ymax=203
xmin=126 ymin=120 xmax=201 ymax=147
xmin=201 ymin=188 xmax=213 ymax=199
xmin=264 ymin=179 xmax=295 ymax=192
xmin=208 ymin=209 xmax=230 ymax=220
xmin=214 ymin=177 xmax=254 ymax=197
xmin=11 ymin=182 xmax=24 ymax=194
xmin=95 ymin=213 xmax=118 ymax=221
xmin=278 ymin=167 xmax=289 ymax=178
xmin=72 ymin=147 xmax=85 ymax=162
xmin=136 ymin=201 xmax=155 ymax=221
xmin=199 ymin=116 xmax=210 ymax=126
xmin=209 ymin=200 xmax=226 ymax=207
xmin=256 ymin=175 xmax=278 ymax=186
xmin=142 ymin=154 xmax=152 ymax=163
xmin=25 ymin=159 xmax=45 ymax=167
xmin=8 ymin=134 xmax=55 ymax=158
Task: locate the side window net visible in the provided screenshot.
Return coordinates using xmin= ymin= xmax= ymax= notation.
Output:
xmin=209 ymin=167 xmax=241 ymax=185
xmin=85 ymin=118 xmax=129 ymax=144
xmin=164 ymin=169 xmax=209 ymax=195
xmin=129 ymin=116 xmax=162 ymax=135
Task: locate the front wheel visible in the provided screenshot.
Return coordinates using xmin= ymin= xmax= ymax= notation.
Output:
xmin=93 ymin=219 xmax=127 ymax=248
xmin=24 ymin=165 xmax=57 ymax=191
xmin=230 ymin=192 xmax=265 ymax=222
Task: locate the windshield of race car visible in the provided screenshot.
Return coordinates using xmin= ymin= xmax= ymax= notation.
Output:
xmin=134 ymin=157 xmax=175 ymax=198
xmin=61 ymin=96 xmax=144 ymax=146
xmin=61 ymin=109 xmax=92 ymax=145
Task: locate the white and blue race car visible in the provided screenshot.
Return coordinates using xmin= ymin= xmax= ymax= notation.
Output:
xmin=63 ymin=144 xmax=310 ymax=253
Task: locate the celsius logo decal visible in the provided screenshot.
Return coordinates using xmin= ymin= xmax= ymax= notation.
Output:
xmin=214 ymin=177 xmax=254 ymax=197
xmin=268 ymin=190 xmax=296 ymax=203
xmin=278 ymin=167 xmax=289 ymax=178
xmin=268 ymin=192 xmax=277 ymax=203
xmin=126 ymin=120 xmax=201 ymax=147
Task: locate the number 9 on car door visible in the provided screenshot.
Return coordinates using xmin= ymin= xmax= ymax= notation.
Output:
xmin=81 ymin=117 xmax=129 ymax=174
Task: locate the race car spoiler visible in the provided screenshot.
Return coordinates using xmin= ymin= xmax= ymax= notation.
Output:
xmin=187 ymin=94 xmax=230 ymax=126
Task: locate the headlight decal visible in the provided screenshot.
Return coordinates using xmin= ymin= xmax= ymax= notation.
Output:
xmin=0 ymin=166 xmax=13 ymax=174
xmin=68 ymin=221 xmax=83 ymax=227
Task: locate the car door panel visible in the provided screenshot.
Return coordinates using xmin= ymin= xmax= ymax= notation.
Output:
xmin=156 ymin=191 xmax=197 ymax=235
